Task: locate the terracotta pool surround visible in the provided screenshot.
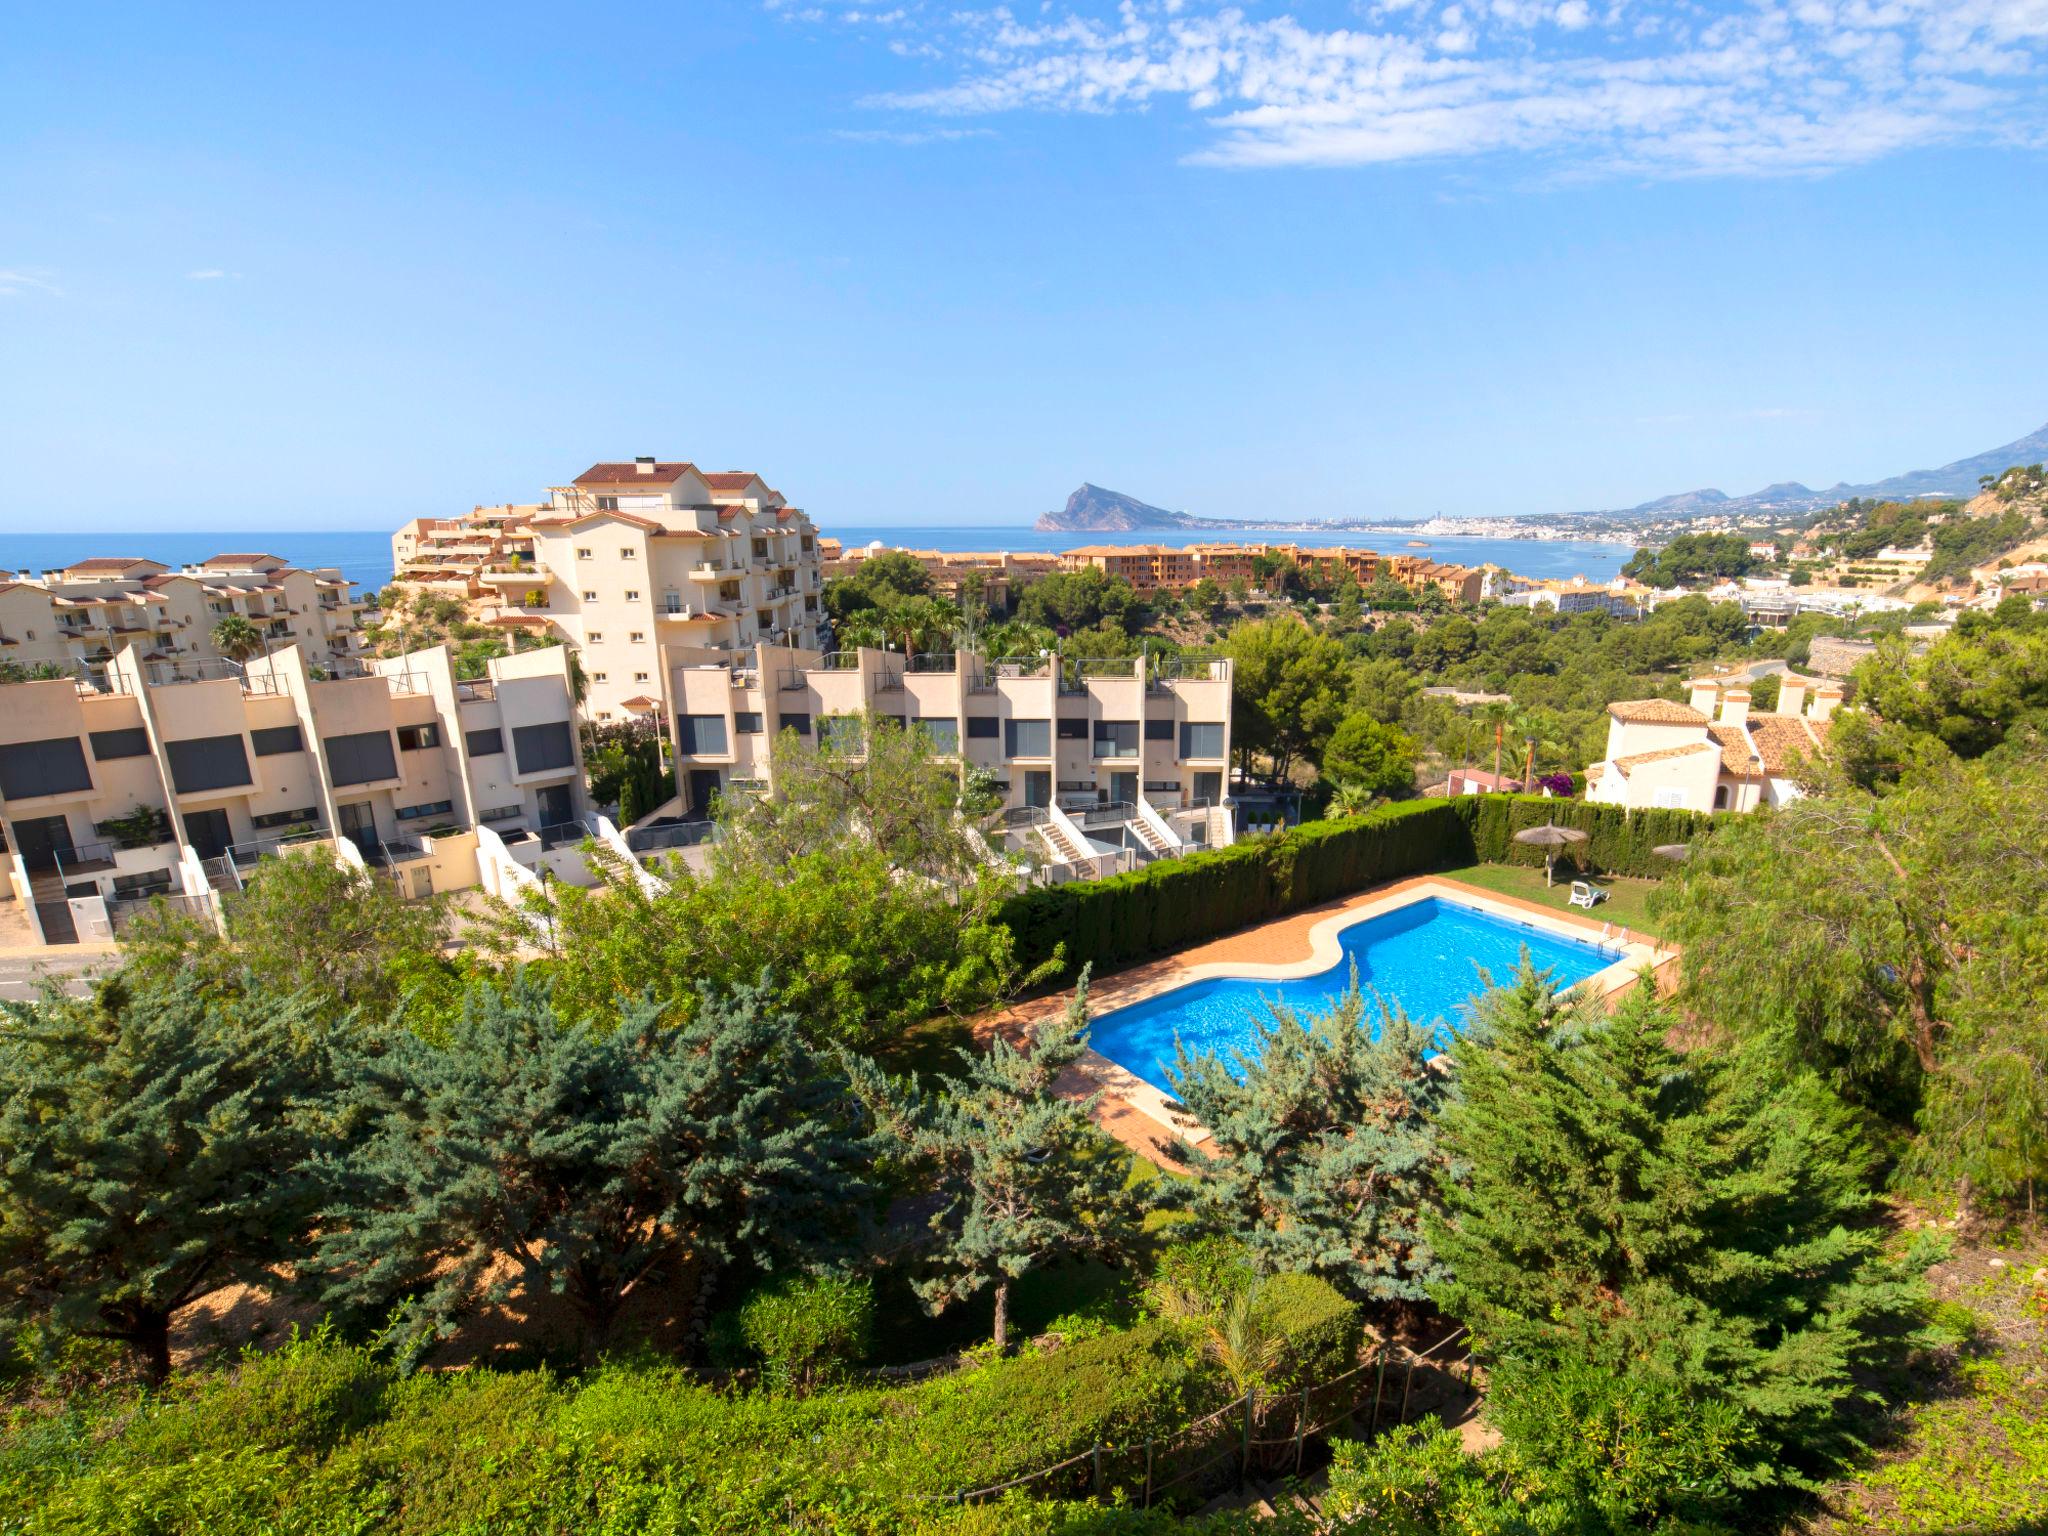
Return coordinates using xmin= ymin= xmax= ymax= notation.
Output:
xmin=983 ymin=875 xmax=1677 ymax=1170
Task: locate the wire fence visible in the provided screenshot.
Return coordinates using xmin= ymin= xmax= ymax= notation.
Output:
xmin=937 ymin=1327 xmax=1473 ymax=1511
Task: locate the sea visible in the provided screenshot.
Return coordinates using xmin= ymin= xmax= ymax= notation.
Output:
xmin=1 ymin=524 xmax=1638 ymax=597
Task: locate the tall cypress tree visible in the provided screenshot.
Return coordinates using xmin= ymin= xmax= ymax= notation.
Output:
xmin=0 ymin=973 xmax=327 ymax=1383
xmin=848 ymin=972 xmax=1151 ymax=1350
xmin=1167 ymin=966 xmax=1451 ymax=1304
xmin=314 ymin=972 xmax=876 ymax=1357
xmin=1432 ymin=967 xmax=1925 ymax=1510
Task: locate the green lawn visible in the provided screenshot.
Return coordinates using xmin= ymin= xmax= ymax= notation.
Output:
xmin=1436 ymin=860 xmax=1671 ymax=940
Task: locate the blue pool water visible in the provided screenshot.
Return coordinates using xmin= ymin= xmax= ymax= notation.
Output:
xmin=1089 ymin=897 xmax=1623 ymax=1095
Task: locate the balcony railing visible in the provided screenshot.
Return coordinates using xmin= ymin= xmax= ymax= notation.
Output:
xmin=228 ymin=827 xmax=331 ymax=867
xmin=807 ymin=651 xmax=862 ymax=672
xmin=54 ymin=841 xmax=117 ymax=878
xmin=907 ymin=652 xmax=958 ymax=673
xmin=625 ymin=818 xmax=718 ymax=854
xmin=455 ymin=679 xmax=495 ymax=702
xmin=539 ymin=816 xmax=599 ymax=851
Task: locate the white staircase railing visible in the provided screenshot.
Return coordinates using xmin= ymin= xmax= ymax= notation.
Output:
xmin=1133 ymin=796 xmax=1184 ymax=857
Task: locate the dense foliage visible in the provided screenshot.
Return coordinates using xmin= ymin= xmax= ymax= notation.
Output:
xmin=1622 ymin=532 xmax=1758 ymax=589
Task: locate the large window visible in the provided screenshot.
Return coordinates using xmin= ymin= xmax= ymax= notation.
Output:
xmin=735 ymin=712 xmax=764 ymax=734
xmin=323 ymin=730 xmax=399 ymax=787
xmin=916 ymin=718 xmax=959 ymax=755
xmin=1056 ymin=717 xmax=1088 ymax=740
xmin=818 ymin=715 xmax=863 ymax=753
xmin=464 ymin=727 xmax=504 ymax=757
xmin=511 ymin=721 xmax=575 ymax=774
xmin=966 ymin=715 xmax=1000 ymax=740
xmin=779 ymin=712 xmax=812 ymax=736
xmin=1180 ymin=722 xmax=1225 ymax=760
xmin=250 ymin=806 xmax=319 ymax=830
xmin=1143 ymin=717 xmax=1174 ymax=742
xmin=396 ymin=723 xmax=440 ymax=751
xmin=1093 ymin=720 xmax=1140 ymax=758
xmin=1005 ymin=719 xmax=1051 ymax=758
xmin=89 ymin=727 xmax=151 ymax=761
xmin=677 ymin=714 xmax=729 ymax=755
xmin=0 ymin=738 xmax=91 ymax=800
xmin=164 ymin=735 xmax=253 ymax=794
xmin=396 ymin=800 xmax=456 ymax=823
xmin=250 ymin=724 xmax=304 ymax=757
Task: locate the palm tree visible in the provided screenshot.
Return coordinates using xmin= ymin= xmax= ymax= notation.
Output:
xmin=209 ymin=614 xmax=265 ymax=664
xmin=1327 ymin=782 xmax=1379 ymax=818
xmin=1201 ymin=1284 xmax=1286 ymax=1404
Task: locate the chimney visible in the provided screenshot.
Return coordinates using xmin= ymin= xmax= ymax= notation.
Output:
xmin=1777 ymin=675 xmax=1809 ymax=717
xmin=1810 ymin=684 xmax=1843 ymax=723
xmin=1688 ymin=678 xmax=1720 ymax=716
xmin=1720 ymin=689 xmax=1750 ymax=727
xmin=634 ymin=455 xmax=657 ymax=475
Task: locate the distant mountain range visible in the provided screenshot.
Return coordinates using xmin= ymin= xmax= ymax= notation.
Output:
xmin=1033 ymin=420 xmax=2048 ymax=534
xmin=1607 ymin=418 xmax=2048 ymax=520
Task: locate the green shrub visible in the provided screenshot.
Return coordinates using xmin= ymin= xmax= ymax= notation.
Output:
xmin=1453 ymin=794 xmax=1710 ymax=879
xmin=1150 ymin=1235 xmax=1257 ymax=1313
xmin=709 ymin=1272 xmax=876 ymax=1388
xmin=1250 ymin=1273 xmax=1362 ymax=1388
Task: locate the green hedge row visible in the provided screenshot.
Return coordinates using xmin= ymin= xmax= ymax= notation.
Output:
xmin=1456 ymin=794 xmax=1711 ymax=879
xmin=1002 ymin=795 xmax=1712 ymax=978
xmin=1000 ymin=800 xmax=1472 ymax=977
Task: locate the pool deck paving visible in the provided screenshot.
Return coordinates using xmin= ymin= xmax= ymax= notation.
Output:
xmin=975 ymin=875 xmax=1677 ymax=1171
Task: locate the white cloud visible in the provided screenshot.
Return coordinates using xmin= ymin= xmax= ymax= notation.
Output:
xmin=0 ymin=267 xmax=61 ymax=298
xmin=186 ymin=268 xmax=239 ymax=281
xmin=798 ymin=0 xmax=2048 ymax=176
xmin=832 ymin=125 xmax=999 ymax=143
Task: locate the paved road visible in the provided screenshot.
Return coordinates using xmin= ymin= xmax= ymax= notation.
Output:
xmin=0 ymin=950 xmax=110 ymax=1004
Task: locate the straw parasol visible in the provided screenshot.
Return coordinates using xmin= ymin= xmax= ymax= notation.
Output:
xmin=1651 ymin=843 xmax=1692 ymax=863
xmin=1513 ymin=820 xmax=1589 ymax=887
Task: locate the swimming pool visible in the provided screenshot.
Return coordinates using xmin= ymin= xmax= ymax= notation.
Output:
xmin=1088 ymin=896 xmax=1625 ymax=1095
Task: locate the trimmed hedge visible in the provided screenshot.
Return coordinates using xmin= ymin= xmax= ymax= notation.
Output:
xmin=1001 ymin=800 xmax=1472 ymax=977
xmin=1002 ymin=795 xmax=1711 ymax=977
xmin=1456 ymin=794 xmax=1710 ymax=880
xmin=1254 ymin=1272 xmax=1364 ymax=1389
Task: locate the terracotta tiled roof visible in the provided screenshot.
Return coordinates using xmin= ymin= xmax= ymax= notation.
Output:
xmin=1746 ymin=714 xmax=1831 ymax=775
xmin=201 ymin=553 xmax=284 ymax=567
xmin=64 ymin=556 xmax=160 ymax=572
xmin=528 ymin=510 xmax=666 ymax=533
xmin=1611 ymin=742 xmax=1717 ymax=774
xmin=702 ymin=472 xmax=759 ymax=492
xmin=573 ymin=461 xmax=698 ymax=487
xmin=1708 ymin=724 xmax=1764 ymax=777
xmin=618 ymin=694 xmax=660 ymax=710
xmin=1607 ymin=699 xmax=1709 ymax=725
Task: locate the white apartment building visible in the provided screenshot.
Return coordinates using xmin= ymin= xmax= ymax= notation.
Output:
xmin=470 ymin=458 xmax=825 ymax=723
xmin=389 ymin=505 xmax=541 ymax=596
xmin=647 ymin=643 xmax=1235 ymax=879
xmin=1584 ymin=673 xmax=1838 ymax=815
xmin=0 ymin=553 xmax=364 ymax=682
xmin=0 ymin=639 xmax=599 ymax=949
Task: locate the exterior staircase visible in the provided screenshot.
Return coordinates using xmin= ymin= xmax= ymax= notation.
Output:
xmin=1130 ymin=798 xmax=1183 ymax=859
xmin=28 ymin=868 xmax=77 ymax=944
xmin=1037 ymin=813 xmax=1090 ymax=867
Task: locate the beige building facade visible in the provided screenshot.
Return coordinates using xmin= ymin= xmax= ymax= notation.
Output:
xmin=1584 ymin=674 xmax=1838 ymax=814
xmin=0 ymin=639 xmax=593 ymax=949
xmin=0 ymin=554 xmax=364 ymax=683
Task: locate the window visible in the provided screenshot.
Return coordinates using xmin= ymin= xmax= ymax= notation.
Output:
xmin=1093 ymin=720 xmax=1140 ymax=758
xmin=677 ymin=715 xmax=729 ymax=755
xmin=396 ymin=800 xmax=456 ymax=822
xmin=582 ymin=590 xmax=598 ymax=602
xmin=916 ymin=718 xmax=959 ymax=754
xmin=89 ymin=727 xmax=151 ymax=760
xmin=1180 ymin=722 xmax=1225 ymax=759
xmin=752 ymin=539 xmax=768 ymax=558
xmin=587 ymin=631 xmax=603 ymax=643
xmin=819 ymin=715 xmax=863 ymax=753
xmin=736 ymin=712 xmax=764 ymax=734
xmin=250 ymin=806 xmax=319 ymax=830
xmin=111 ymin=868 xmax=173 ymax=899
xmin=629 ymin=631 xmax=645 ymax=644
xmin=0 ymin=738 xmax=92 ymax=800
xmin=512 ymin=721 xmax=576 ymax=774
xmin=591 ymin=671 xmax=608 ymax=683
xmin=464 ymin=727 xmax=504 ymax=757
xmin=620 ymin=548 xmax=637 ymax=559
xmin=250 ymin=724 xmax=304 ymax=756
xmin=633 ymin=671 xmax=649 ymax=683
xmin=625 ymin=593 xmax=640 ymax=604
xmin=576 ymin=547 xmax=593 ymax=559
xmin=164 ymin=735 xmax=253 ymax=794
xmin=1655 ymin=788 xmax=1687 ymax=810
xmin=594 ymin=498 xmax=617 ymax=512
xmin=323 ymin=730 xmax=399 ymax=787
xmin=1005 ymin=719 xmax=1051 ymax=758
xmin=1144 ymin=717 xmax=1174 ymax=742
xmin=779 ymin=712 xmax=811 ymax=736
xmin=396 ymin=723 xmax=440 ymax=751
xmin=966 ymin=715 xmax=1000 ymax=739
xmin=1056 ymin=717 xmax=1088 ymax=740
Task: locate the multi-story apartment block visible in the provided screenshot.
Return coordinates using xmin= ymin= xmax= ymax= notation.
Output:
xmin=650 ymin=642 xmax=1235 ymax=879
xmin=390 ymin=505 xmax=540 ymax=597
xmin=0 ymin=553 xmax=364 ymax=682
xmin=466 ymin=458 xmax=825 ymax=723
xmin=1058 ymin=545 xmax=1203 ymax=590
xmin=0 ymin=640 xmax=595 ymax=949
xmin=820 ymin=540 xmax=1060 ymax=611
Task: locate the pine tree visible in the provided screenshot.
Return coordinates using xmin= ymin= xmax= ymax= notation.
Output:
xmin=313 ymin=972 xmax=877 ymax=1358
xmin=848 ymin=972 xmax=1151 ymax=1350
xmin=0 ymin=973 xmax=327 ymax=1383
xmin=1167 ymin=965 xmax=1451 ymax=1304
xmin=1431 ymin=967 xmax=1926 ymax=1508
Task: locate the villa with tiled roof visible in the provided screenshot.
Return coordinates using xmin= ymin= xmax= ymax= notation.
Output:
xmin=1584 ymin=673 xmax=1838 ymax=813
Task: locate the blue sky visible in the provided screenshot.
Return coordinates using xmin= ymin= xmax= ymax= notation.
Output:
xmin=3 ymin=1 xmax=2045 ymax=531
